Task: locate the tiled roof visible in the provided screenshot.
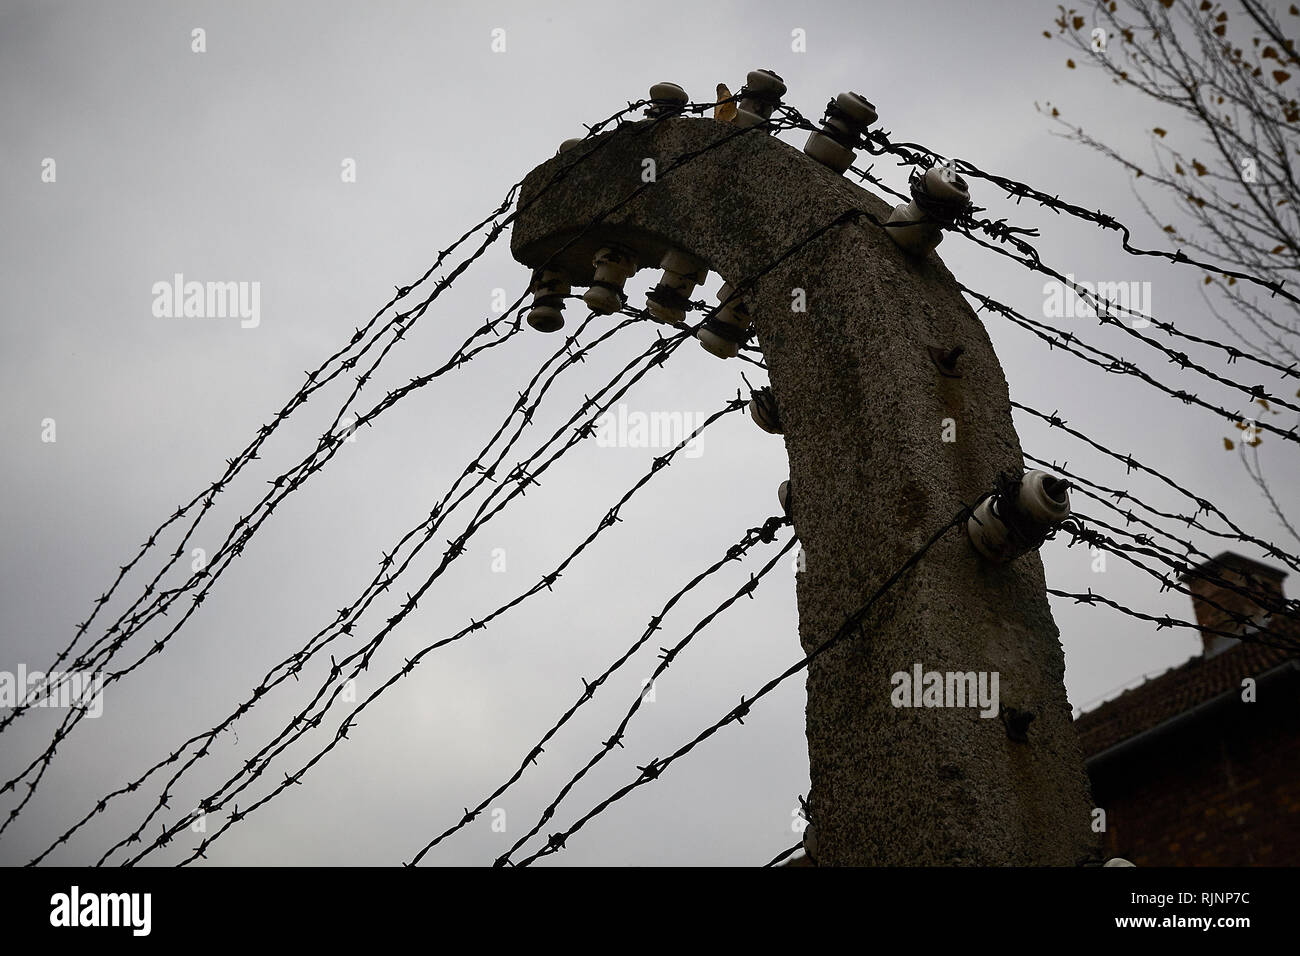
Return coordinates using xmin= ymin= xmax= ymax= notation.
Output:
xmin=1074 ymin=640 xmax=1296 ymax=758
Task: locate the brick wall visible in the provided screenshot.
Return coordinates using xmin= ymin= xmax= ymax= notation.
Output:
xmin=1089 ymin=680 xmax=1300 ymax=866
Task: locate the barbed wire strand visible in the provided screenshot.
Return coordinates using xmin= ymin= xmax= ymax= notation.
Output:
xmin=495 ymin=533 xmax=798 ymax=867
xmin=134 ymin=390 xmax=746 ymax=866
xmin=961 ymin=284 xmax=1300 ymax=443
xmin=26 ymin=310 xmax=647 ymax=865
xmin=92 ymin=325 xmax=697 ymax=865
xmin=1058 ymin=513 xmax=1300 ymax=653
xmin=1029 ymin=453 xmax=1300 ymax=619
xmin=1011 ymin=398 xmax=1300 ymax=575
xmin=508 ymin=505 xmax=970 ymax=866
xmin=6 ymin=92 xmax=803 ymax=839
xmin=406 ymin=511 xmax=790 ymax=865
xmin=115 ymin=187 xmax=880 ymax=866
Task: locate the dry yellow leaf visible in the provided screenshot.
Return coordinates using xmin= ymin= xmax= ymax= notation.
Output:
xmin=714 ymin=84 xmax=737 ymax=123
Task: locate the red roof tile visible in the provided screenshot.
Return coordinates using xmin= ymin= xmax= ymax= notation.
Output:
xmin=1074 ymin=640 xmax=1296 ymax=757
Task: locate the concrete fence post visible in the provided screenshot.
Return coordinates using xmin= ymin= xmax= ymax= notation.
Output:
xmin=509 ymin=112 xmax=1095 ymax=865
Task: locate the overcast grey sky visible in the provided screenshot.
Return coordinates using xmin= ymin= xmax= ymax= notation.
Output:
xmin=2 ymin=0 xmax=1296 ymax=866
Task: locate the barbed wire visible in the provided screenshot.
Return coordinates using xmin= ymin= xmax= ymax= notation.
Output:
xmin=779 ymin=102 xmax=1300 ymax=425
xmin=1010 ymin=399 xmax=1300 ymax=575
xmin=0 ymin=310 xmax=531 ymax=842
xmin=93 ymin=324 xmax=696 ymax=865
xmin=3 ymin=197 xmax=525 ymax=734
xmin=136 ymin=388 xmax=747 ymax=866
xmin=1061 ymin=511 xmax=1300 ymax=653
xmin=494 ymin=532 xmax=798 ymax=867
xmin=19 ymin=86 xmax=1300 ymax=867
xmin=25 ymin=310 xmax=650 ymax=865
xmin=6 ymin=94 xmax=812 ymax=843
xmin=1029 ymin=453 xmax=1300 ymax=620
xmin=507 ymin=504 xmax=969 ymax=866
xmin=855 ymin=117 xmax=1300 ymax=324
xmin=771 ymin=102 xmax=1300 ymax=385
xmin=6 ymin=90 xmax=707 ymax=732
xmin=108 ymin=179 xmax=885 ymax=866
xmin=1046 ymin=579 xmax=1296 ymax=650
xmin=406 ymin=511 xmax=791 ymax=865
xmin=960 ymin=285 xmax=1300 ymax=444
xmin=33 ymin=304 xmax=526 ymax=691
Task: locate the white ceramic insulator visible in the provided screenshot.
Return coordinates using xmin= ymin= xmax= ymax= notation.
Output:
xmin=646 ymin=82 xmax=689 ymax=116
xmin=886 ymin=202 xmax=943 ymax=255
xmin=1019 ymin=470 xmax=1072 ymax=524
xmin=967 ymin=471 xmax=1071 ymax=564
xmin=804 ymin=132 xmax=855 ymax=174
xmin=802 ymin=823 xmax=818 ymax=863
xmin=967 ymin=496 xmax=1011 ymax=563
xmin=923 ymin=164 xmax=970 ymax=204
xmin=749 ymin=398 xmax=781 ymax=433
xmin=803 ymin=92 xmax=877 ymax=174
xmin=696 ymin=282 xmax=752 ymax=359
xmin=582 ymin=248 xmax=637 ymax=315
xmin=646 ymin=250 xmax=708 ymax=324
xmin=526 ymin=270 xmax=570 ymax=333
xmin=735 ymin=69 xmax=786 ymax=131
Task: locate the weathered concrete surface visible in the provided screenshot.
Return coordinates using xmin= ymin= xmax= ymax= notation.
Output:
xmin=512 ymin=117 xmax=1096 ymax=865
